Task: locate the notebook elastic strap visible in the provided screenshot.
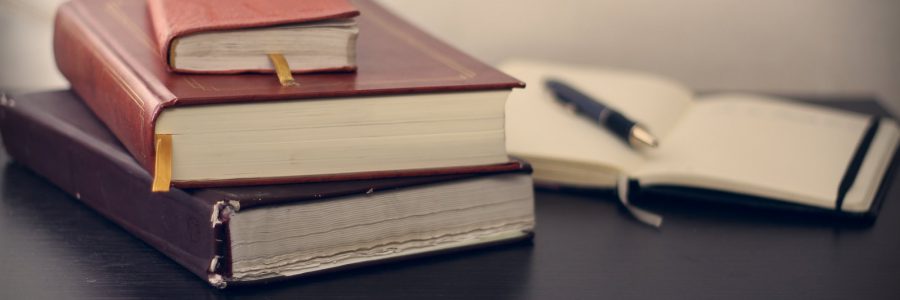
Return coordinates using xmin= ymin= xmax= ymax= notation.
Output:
xmin=836 ymin=117 xmax=881 ymax=211
xmin=617 ymin=175 xmax=663 ymax=228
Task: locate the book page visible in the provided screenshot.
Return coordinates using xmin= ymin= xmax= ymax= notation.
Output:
xmin=634 ymin=94 xmax=883 ymax=208
xmin=501 ymin=60 xmax=695 ymax=182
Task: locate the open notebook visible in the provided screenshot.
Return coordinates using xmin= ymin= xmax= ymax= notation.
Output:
xmin=502 ymin=60 xmax=899 ymax=217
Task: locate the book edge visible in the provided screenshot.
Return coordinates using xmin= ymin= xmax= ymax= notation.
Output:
xmin=0 ymin=93 xmax=224 ymax=285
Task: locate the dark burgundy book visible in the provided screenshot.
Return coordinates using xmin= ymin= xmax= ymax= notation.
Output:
xmin=53 ymin=0 xmax=525 ymax=189
xmin=148 ymin=0 xmax=360 ymax=74
xmin=0 ymin=90 xmax=535 ymax=288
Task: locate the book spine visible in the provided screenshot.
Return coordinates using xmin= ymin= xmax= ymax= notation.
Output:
xmin=53 ymin=2 xmax=162 ymax=173
xmin=146 ymin=0 xmax=171 ymax=64
xmin=0 ymin=96 xmax=222 ymax=286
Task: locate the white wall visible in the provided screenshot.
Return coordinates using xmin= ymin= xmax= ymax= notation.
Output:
xmin=0 ymin=0 xmax=66 ymax=91
xmin=376 ymin=0 xmax=900 ymax=115
xmin=2 ymin=0 xmax=898 ymax=114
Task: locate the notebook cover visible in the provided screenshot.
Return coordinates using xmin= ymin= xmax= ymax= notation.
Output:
xmin=636 ymin=160 xmax=896 ymax=223
xmin=147 ymin=0 xmax=360 ymax=73
xmin=0 ymin=90 xmax=532 ymax=288
xmin=53 ymin=0 xmax=524 ymax=184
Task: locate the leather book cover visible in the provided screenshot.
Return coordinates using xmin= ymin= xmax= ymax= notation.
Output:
xmin=0 ymin=90 xmax=532 ymax=288
xmin=147 ymin=0 xmax=360 ymax=73
xmin=53 ymin=0 xmax=524 ymax=186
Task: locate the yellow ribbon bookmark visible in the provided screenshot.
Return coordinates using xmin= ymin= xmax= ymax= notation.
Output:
xmin=151 ymin=134 xmax=173 ymax=192
xmin=268 ymin=53 xmax=299 ymax=87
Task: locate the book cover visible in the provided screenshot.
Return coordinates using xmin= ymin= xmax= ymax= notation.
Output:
xmin=147 ymin=0 xmax=360 ymax=73
xmin=53 ymin=0 xmax=524 ymax=186
xmin=0 ymin=90 xmax=534 ymax=288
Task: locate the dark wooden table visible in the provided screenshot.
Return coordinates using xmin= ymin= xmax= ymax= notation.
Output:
xmin=1 ymin=100 xmax=899 ymax=299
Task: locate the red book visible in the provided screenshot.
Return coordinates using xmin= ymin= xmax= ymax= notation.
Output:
xmin=54 ymin=0 xmax=524 ymax=189
xmin=147 ymin=0 xmax=361 ymax=73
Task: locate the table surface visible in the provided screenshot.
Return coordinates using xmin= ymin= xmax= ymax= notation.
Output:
xmin=1 ymin=99 xmax=899 ymax=300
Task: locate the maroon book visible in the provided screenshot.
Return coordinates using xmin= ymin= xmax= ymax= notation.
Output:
xmin=148 ymin=0 xmax=360 ymax=73
xmin=0 ymin=90 xmax=535 ymax=288
xmin=53 ymin=0 xmax=524 ymax=188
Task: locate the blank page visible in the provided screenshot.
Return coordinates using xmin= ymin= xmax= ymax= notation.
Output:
xmin=634 ymin=94 xmax=894 ymax=209
xmin=502 ymin=60 xmax=695 ymax=175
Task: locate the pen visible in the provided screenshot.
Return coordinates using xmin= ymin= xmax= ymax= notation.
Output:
xmin=545 ymin=79 xmax=659 ymax=148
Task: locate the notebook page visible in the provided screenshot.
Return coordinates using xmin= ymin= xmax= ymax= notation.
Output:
xmin=634 ymin=94 xmax=874 ymax=208
xmin=501 ymin=60 xmax=695 ymax=175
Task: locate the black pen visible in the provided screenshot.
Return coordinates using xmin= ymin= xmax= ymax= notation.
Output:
xmin=545 ymin=79 xmax=659 ymax=148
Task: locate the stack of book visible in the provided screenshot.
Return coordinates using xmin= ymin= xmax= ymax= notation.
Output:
xmin=0 ymin=0 xmax=534 ymax=288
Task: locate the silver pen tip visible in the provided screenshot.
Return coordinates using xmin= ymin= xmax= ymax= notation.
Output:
xmin=630 ymin=125 xmax=659 ymax=148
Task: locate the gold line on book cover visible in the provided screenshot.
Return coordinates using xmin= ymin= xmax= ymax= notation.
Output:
xmin=68 ymin=2 xmax=147 ymax=117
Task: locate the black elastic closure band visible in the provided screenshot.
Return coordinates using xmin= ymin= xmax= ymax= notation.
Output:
xmin=836 ymin=117 xmax=881 ymax=211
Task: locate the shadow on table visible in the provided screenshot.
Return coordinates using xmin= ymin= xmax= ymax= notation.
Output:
xmin=538 ymin=183 xmax=890 ymax=230
xmin=0 ymin=162 xmax=536 ymax=299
